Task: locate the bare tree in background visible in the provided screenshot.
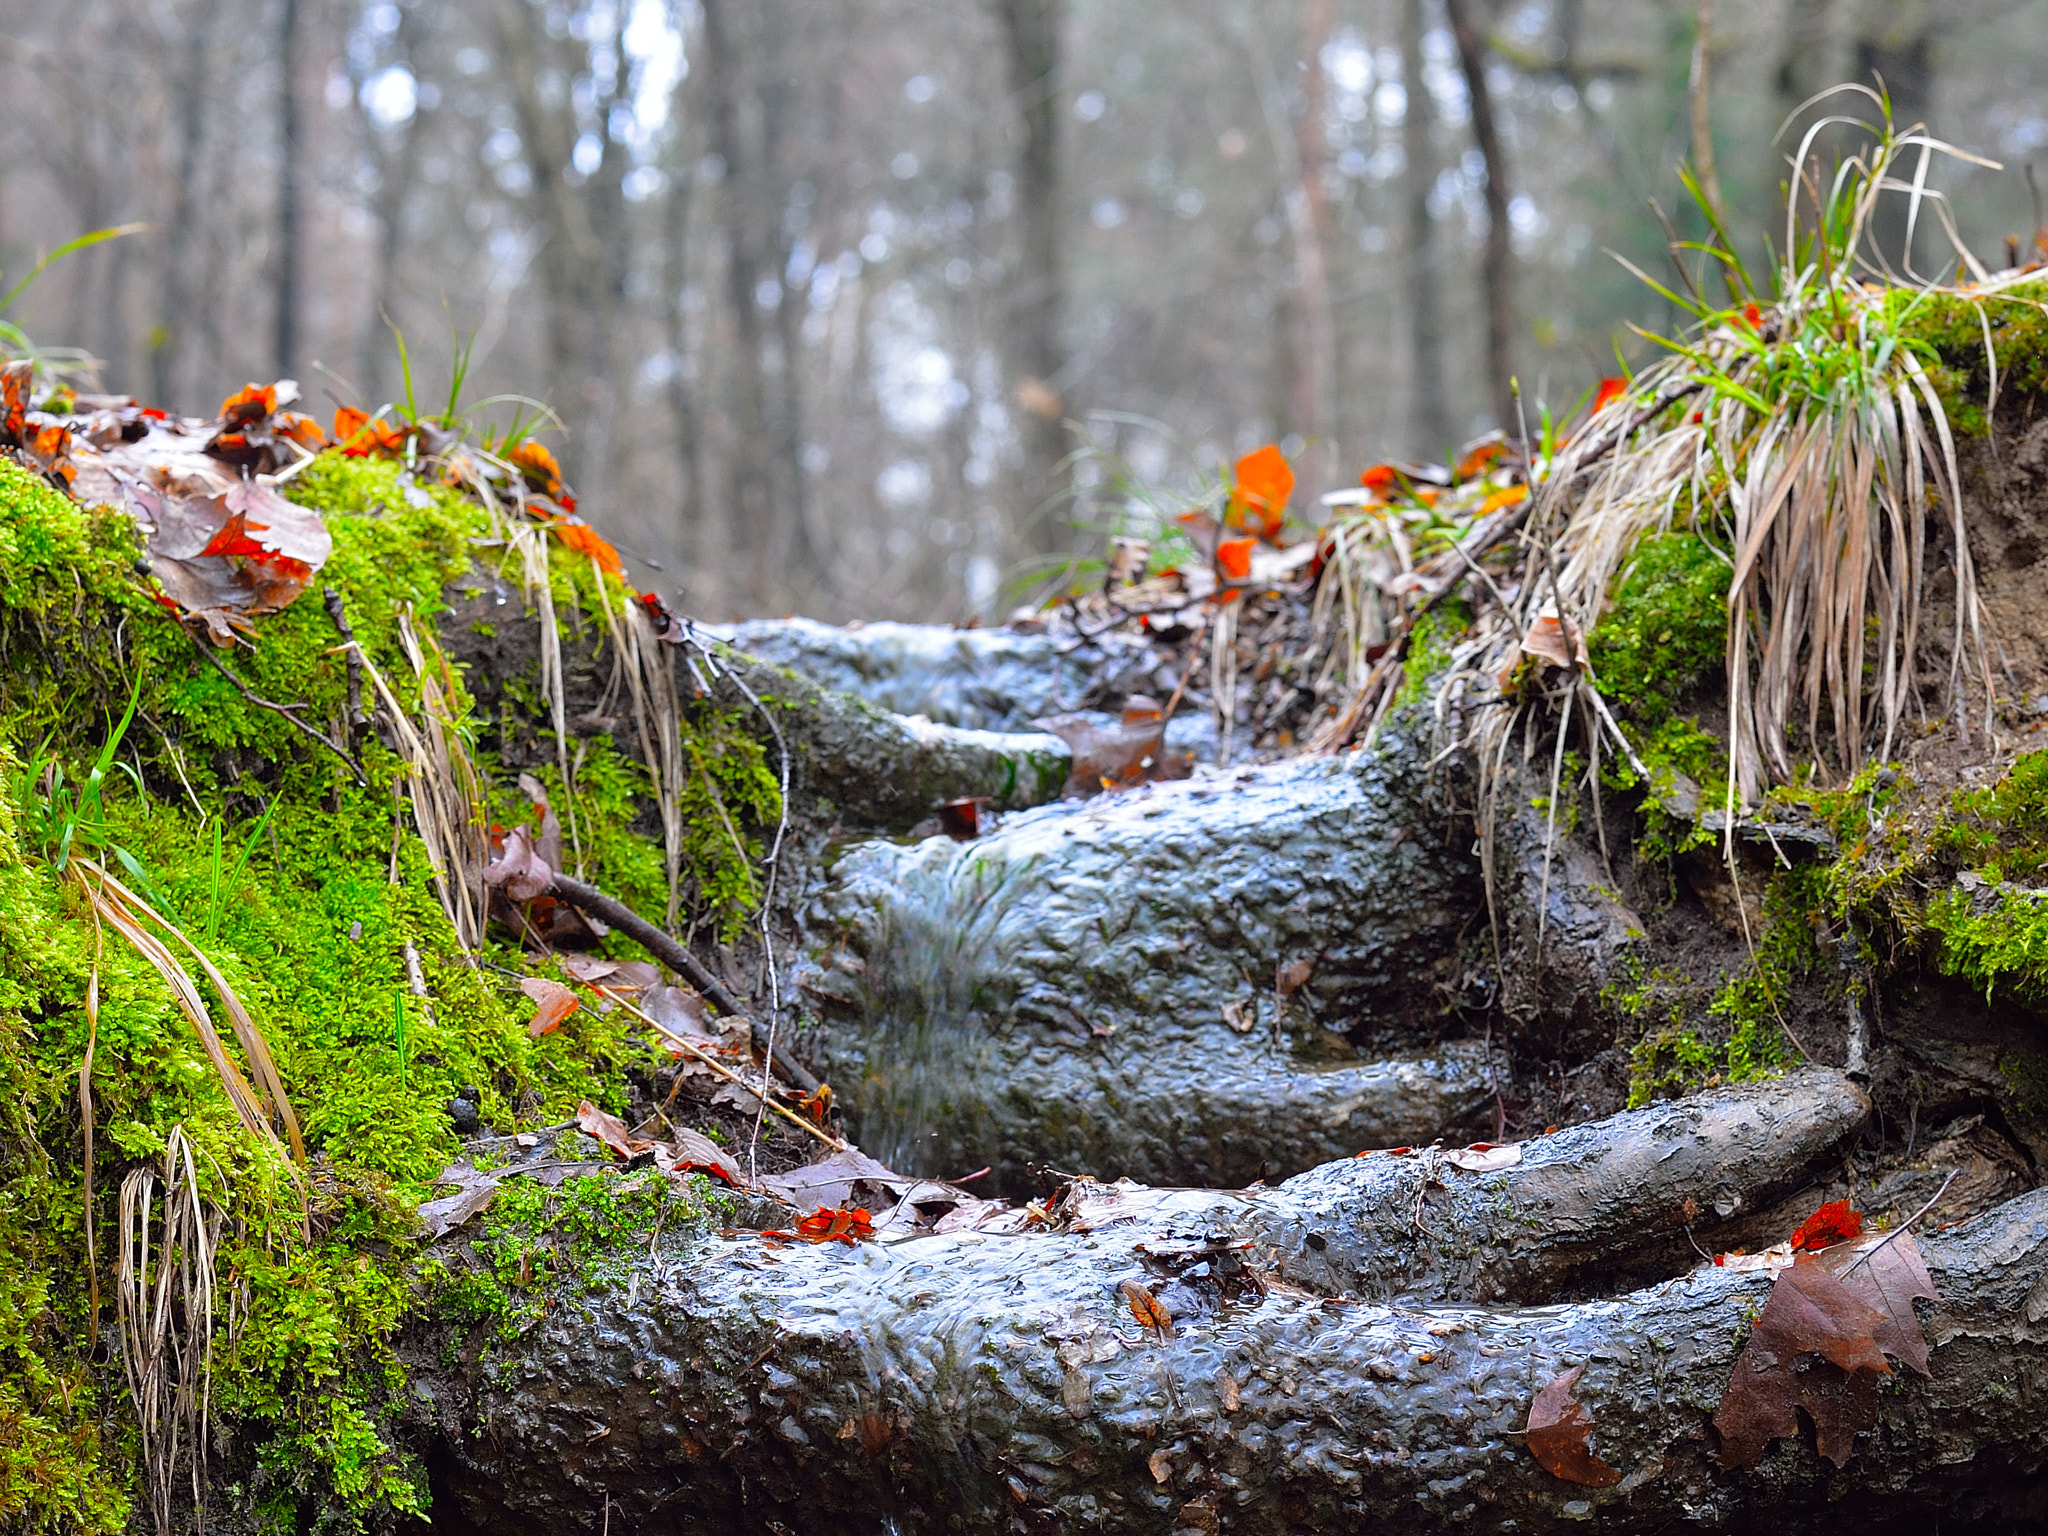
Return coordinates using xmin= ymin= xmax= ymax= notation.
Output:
xmin=1443 ymin=0 xmax=1515 ymax=432
xmin=275 ymin=0 xmax=305 ymax=378
xmin=1401 ymin=0 xmax=1449 ymax=460
xmin=993 ymin=0 xmax=1068 ymax=559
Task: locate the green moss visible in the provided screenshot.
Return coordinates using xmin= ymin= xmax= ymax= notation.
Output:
xmin=1896 ymin=281 xmax=2048 ymax=437
xmin=0 ymin=447 xmax=765 ymax=1531
xmin=1395 ymin=596 xmax=1471 ymax=709
xmin=1589 ymin=533 xmax=1730 ymax=728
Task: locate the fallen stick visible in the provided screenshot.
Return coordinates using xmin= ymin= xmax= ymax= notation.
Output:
xmin=588 ymin=984 xmax=844 ymax=1152
xmin=547 ymin=873 xmax=824 ymax=1094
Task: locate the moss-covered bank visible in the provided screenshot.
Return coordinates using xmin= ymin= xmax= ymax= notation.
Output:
xmin=0 ymin=454 xmax=774 ymax=1532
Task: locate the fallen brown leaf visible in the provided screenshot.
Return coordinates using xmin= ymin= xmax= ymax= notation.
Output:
xmin=1523 ymin=1365 xmax=1622 ymax=1487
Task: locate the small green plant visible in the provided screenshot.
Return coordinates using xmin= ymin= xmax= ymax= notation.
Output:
xmin=12 ymin=668 xmax=144 ymax=873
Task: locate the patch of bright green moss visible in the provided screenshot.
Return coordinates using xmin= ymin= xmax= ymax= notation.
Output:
xmin=0 ymin=449 xmax=758 ymax=1532
xmin=1395 ymin=596 xmax=1471 ymax=709
xmin=1589 ymin=533 xmax=1730 ymax=728
xmin=1896 ymin=281 xmax=2048 ymax=437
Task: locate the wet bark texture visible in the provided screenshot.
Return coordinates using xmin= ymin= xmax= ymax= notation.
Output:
xmin=442 ymin=582 xmax=1071 ymax=833
xmin=415 ymin=1075 xmax=2048 ymax=1536
xmin=795 ymin=746 xmax=1491 ymax=1191
xmin=420 ymin=601 xmax=2048 ymax=1531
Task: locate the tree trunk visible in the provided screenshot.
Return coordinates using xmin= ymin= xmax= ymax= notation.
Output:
xmin=700 ymin=0 xmax=779 ymax=600
xmin=1402 ymin=0 xmax=1450 ymax=460
xmin=993 ymin=0 xmax=1069 ymax=562
xmin=274 ymin=0 xmax=303 ymax=380
xmin=1288 ymin=0 xmax=1339 ymax=486
xmin=153 ymin=0 xmax=223 ymax=412
xmin=1443 ymin=0 xmax=1516 ymax=434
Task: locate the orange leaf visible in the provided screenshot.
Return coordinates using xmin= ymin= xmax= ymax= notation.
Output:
xmin=1479 ymin=484 xmax=1528 ymax=516
xmin=510 ymin=439 xmax=566 ymax=498
xmin=1742 ymin=303 xmax=1763 ymax=328
xmin=1118 ymin=1278 xmax=1173 ymax=1335
xmin=1360 ymin=463 xmax=1400 ymax=491
xmin=1524 ymin=1366 xmax=1622 ymax=1486
xmin=332 ymin=405 xmax=368 ymax=444
xmin=1790 ymin=1199 xmax=1863 ymax=1253
xmin=219 ymin=383 xmax=277 ymax=424
xmin=794 ymin=1206 xmax=874 ymax=1243
xmin=1215 ymin=536 xmax=1254 ymax=581
xmin=1591 ymin=377 xmax=1627 ymax=415
xmin=554 ymin=521 xmax=624 ymax=580
xmin=1454 ymin=436 xmax=1506 ymax=481
xmin=1225 ymin=444 xmax=1293 ymax=537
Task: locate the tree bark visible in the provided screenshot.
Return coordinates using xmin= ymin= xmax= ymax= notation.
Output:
xmin=700 ymin=0 xmax=779 ymax=599
xmin=152 ymin=0 xmax=223 ymax=412
xmin=993 ymin=0 xmax=1069 ymax=562
xmin=1288 ymin=0 xmax=1339 ymax=485
xmin=1443 ymin=0 xmax=1517 ymax=434
xmin=414 ymin=1073 xmax=2048 ymax=1536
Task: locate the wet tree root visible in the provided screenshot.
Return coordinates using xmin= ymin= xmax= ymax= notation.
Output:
xmin=412 ymin=1073 xmax=2048 ymax=1535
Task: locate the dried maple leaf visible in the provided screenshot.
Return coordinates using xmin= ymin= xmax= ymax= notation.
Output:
xmin=573 ymin=1098 xmax=638 ymax=1157
xmin=1523 ymin=1365 xmax=1623 ymax=1487
xmin=1790 ymin=1199 xmax=1863 ymax=1252
xmin=1519 ymin=608 xmax=1589 ymax=671
xmin=1119 ymin=1278 xmax=1173 ymax=1336
xmin=1819 ymin=1231 xmax=1939 ymax=1376
xmin=657 ymin=1127 xmax=742 ymax=1185
xmin=1531 ymin=1368 xmax=1622 ymax=1490
xmin=139 ymin=480 xmax=333 ymax=640
xmin=1712 ymin=1259 xmax=1893 ymax=1468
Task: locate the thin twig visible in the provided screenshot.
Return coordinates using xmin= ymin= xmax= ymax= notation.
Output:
xmin=186 ymin=627 xmax=364 ymax=781
xmin=589 ymin=984 xmax=843 ymax=1150
xmin=1840 ymin=1169 xmax=1958 ymax=1279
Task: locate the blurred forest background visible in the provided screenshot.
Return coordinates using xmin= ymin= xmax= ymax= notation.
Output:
xmin=5 ymin=0 xmax=2047 ymax=619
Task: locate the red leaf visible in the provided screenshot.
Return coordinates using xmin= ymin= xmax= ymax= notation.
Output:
xmin=1524 ymin=1366 xmax=1622 ymax=1486
xmin=794 ymin=1206 xmax=874 ymax=1244
xmin=1590 ymin=377 xmax=1627 ymax=415
xmin=1790 ymin=1199 xmax=1863 ymax=1253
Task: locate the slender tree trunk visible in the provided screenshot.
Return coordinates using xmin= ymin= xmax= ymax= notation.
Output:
xmin=153 ymin=0 xmax=223 ymax=411
xmin=993 ymin=0 xmax=1068 ymax=561
xmin=1444 ymin=0 xmax=1516 ymax=433
xmin=700 ymin=0 xmax=776 ymax=600
xmin=660 ymin=145 xmax=714 ymax=607
xmin=1402 ymin=0 xmax=1450 ymax=460
xmin=1688 ymin=0 xmax=1727 ymax=228
xmin=1290 ymin=0 xmax=1340 ymax=488
xmin=275 ymin=0 xmax=302 ymax=380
